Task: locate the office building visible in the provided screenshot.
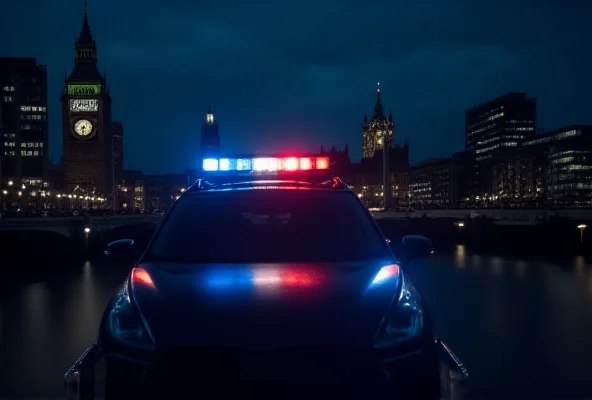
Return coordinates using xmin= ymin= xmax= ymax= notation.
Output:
xmin=1 ymin=58 xmax=49 ymax=189
xmin=466 ymin=92 xmax=536 ymax=162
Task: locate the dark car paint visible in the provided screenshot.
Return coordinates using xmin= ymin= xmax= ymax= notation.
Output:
xmin=128 ymin=261 xmax=402 ymax=349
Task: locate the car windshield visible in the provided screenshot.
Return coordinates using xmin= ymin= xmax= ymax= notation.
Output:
xmin=147 ymin=189 xmax=391 ymax=263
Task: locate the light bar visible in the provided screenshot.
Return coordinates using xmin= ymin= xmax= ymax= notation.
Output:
xmin=202 ymin=157 xmax=330 ymax=172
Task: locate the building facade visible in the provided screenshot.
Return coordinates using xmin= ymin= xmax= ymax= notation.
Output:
xmin=409 ymin=152 xmax=471 ymax=208
xmin=1 ymin=58 xmax=49 ymax=190
xmin=362 ymin=83 xmax=394 ymax=160
xmin=353 ymin=143 xmax=410 ymax=209
xmin=465 ymin=92 xmax=536 ymax=162
xmin=112 ymin=121 xmax=123 ymax=184
xmin=61 ymin=7 xmax=114 ymax=201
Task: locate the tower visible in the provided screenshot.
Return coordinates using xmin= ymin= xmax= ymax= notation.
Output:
xmin=200 ymin=102 xmax=220 ymax=164
xmin=61 ymin=4 xmax=113 ymax=200
xmin=362 ymin=82 xmax=394 ymax=160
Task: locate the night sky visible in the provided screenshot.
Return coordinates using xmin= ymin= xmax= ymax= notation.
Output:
xmin=2 ymin=0 xmax=591 ymax=174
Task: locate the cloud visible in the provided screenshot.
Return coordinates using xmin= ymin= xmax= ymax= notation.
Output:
xmin=1 ymin=0 xmax=591 ymax=173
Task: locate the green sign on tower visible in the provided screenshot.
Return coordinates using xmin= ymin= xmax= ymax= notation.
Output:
xmin=67 ymin=84 xmax=101 ymax=95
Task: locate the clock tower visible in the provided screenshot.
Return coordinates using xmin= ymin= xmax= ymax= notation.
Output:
xmin=61 ymin=5 xmax=113 ymax=200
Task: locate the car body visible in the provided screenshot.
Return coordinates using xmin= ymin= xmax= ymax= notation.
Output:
xmin=65 ymin=160 xmax=468 ymax=399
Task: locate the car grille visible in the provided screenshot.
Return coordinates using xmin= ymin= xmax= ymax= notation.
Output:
xmin=140 ymin=346 xmax=393 ymax=397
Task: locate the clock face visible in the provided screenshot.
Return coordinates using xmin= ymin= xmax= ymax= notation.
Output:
xmin=74 ymin=119 xmax=93 ymax=137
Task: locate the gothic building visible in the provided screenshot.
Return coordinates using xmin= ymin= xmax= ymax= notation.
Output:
xmin=362 ymin=83 xmax=394 ymax=160
xmin=200 ymin=103 xmax=220 ymax=166
xmin=61 ymin=5 xmax=113 ymax=199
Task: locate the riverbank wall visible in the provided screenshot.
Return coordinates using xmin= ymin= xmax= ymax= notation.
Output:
xmin=2 ymin=216 xmax=590 ymax=275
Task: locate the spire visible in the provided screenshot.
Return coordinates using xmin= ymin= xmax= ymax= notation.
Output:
xmin=206 ymin=102 xmax=214 ymax=124
xmin=373 ymin=82 xmax=385 ymax=119
xmin=77 ymin=1 xmax=94 ymax=45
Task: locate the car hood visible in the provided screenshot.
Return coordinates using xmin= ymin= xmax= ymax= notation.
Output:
xmin=132 ymin=261 xmax=402 ymax=350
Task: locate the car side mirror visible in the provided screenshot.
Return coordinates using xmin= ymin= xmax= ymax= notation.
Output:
xmin=401 ymin=235 xmax=434 ymax=261
xmin=104 ymin=239 xmax=136 ymax=262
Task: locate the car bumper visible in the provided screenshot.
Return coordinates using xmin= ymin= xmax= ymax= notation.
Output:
xmin=65 ymin=339 xmax=468 ymax=400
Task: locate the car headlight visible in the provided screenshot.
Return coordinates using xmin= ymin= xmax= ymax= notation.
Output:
xmin=105 ymin=279 xmax=155 ymax=351
xmin=375 ymin=272 xmax=424 ymax=348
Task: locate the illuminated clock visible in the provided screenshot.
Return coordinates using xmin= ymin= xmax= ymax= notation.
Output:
xmin=74 ymin=119 xmax=93 ymax=137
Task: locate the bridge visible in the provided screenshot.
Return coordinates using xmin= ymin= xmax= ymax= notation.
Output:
xmin=1 ymin=209 xmax=591 ymax=238
xmin=373 ymin=209 xmax=592 ymax=223
xmin=0 ymin=214 xmax=164 ymax=238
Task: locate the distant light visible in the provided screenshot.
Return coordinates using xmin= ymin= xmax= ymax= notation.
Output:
xmin=578 ymin=224 xmax=587 ymax=229
xmin=84 ymin=227 xmax=90 ymax=233
xmin=456 ymin=221 xmax=465 ymax=228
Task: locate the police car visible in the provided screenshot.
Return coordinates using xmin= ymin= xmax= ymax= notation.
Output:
xmin=65 ymin=155 xmax=468 ymax=399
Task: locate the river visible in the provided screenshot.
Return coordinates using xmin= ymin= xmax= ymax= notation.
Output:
xmin=1 ymin=247 xmax=592 ymax=399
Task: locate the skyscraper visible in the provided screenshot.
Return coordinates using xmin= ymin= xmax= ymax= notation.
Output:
xmin=200 ymin=103 xmax=220 ymax=165
xmin=465 ymin=92 xmax=536 ymax=161
xmin=362 ymin=83 xmax=394 ymax=160
xmin=0 ymin=58 xmax=49 ymax=188
xmin=61 ymin=5 xmax=113 ymax=199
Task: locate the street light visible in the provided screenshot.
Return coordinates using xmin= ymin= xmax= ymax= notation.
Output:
xmin=577 ymin=224 xmax=587 ymax=244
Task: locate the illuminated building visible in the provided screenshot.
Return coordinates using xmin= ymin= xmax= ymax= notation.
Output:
xmin=362 ymin=83 xmax=394 ymax=160
xmin=465 ymin=92 xmax=536 ymax=199
xmin=61 ymin=5 xmax=114 ymax=201
xmin=409 ymin=152 xmax=471 ymax=208
xmin=0 ymin=58 xmax=49 ymax=190
xmin=200 ymin=103 xmax=220 ymax=167
xmin=475 ymin=125 xmax=592 ymax=207
xmin=112 ymin=121 xmax=123 ymax=184
xmin=532 ymin=126 xmax=592 ymax=206
xmin=352 ymin=142 xmax=410 ymax=210
xmin=465 ymin=92 xmax=536 ymax=162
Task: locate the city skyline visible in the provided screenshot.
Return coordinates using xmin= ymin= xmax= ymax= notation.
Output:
xmin=1 ymin=0 xmax=591 ymax=174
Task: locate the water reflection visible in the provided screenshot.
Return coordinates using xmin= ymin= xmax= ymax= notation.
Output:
xmin=409 ymin=248 xmax=592 ymax=398
xmin=2 ymin=253 xmax=592 ymax=398
xmin=574 ymin=256 xmax=586 ymax=275
xmin=0 ymin=259 xmax=129 ymax=398
xmin=490 ymin=256 xmax=504 ymax=276
xmin=455 ymin=245 xmax=465 ymax=268
xmin=515 ymin=261 xmax=527 ymax=279
xmin=22 ymin=282 xmax=50 ymax=351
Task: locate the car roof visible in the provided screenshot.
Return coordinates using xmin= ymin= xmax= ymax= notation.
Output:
xmin=187 ymin=174 xmax=350 ymax=193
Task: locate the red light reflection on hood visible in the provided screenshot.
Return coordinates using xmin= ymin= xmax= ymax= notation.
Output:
xmin=253 ymin=268 xmax=323 ymax=288
xmin=132 ymin=267 xmax=155 ymax=288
